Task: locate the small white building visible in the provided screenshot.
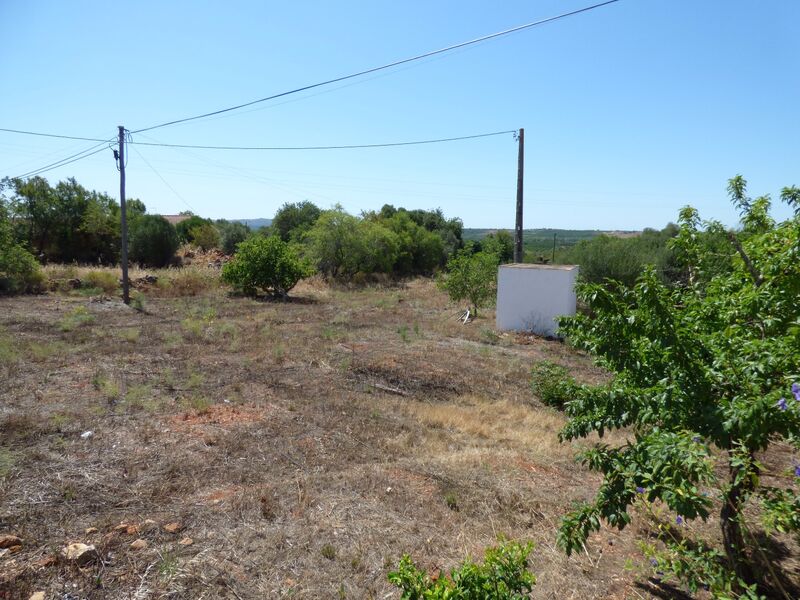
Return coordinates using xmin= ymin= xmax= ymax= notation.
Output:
xmin=495 ymin=264 xmax=579 ymax=337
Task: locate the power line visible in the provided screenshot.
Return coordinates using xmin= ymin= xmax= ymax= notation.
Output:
xmin=13 ymin=140 xmax=113 ymax=179
xmin=128 ymin=143 xmax=196 ymax=213
xmin=0 ymin=127 xmax=109 ymax=143
xmin=131 ymin=0 xmax=621 ymax=134
xmin=128 ymin=130 xmax=516 ymax=151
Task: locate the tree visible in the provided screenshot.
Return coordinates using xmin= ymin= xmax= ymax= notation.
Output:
xmin=189 ymin=222 xmax=221 ymax=251
xmin=222 ymin=235 xmax=311 ymax=298
xmin=216 ymin=219 xmax=251 ymax=254
xmin=175 ymin=215 xmax=213 ymax=245
xmin=480 ymin=230 xmax=515 ymax=263
xmin=437 ymin=250 xmax=499 ymax=317
xmin=305 ymin=206 xmax=399 ymax=279
xmin=555 ymin=177 xmax=800 ymax=597
xmin=272 ymin=200 xmax=321 ymax=242
xmin=0 ymin=195 xmax=42 ymax=294
xmin=129 ymin=215 xmax=178 ymax=267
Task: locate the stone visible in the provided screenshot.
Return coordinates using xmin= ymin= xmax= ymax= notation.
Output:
xmin=29 ymin=593 xmax=46 ymax=600
xmin=85 ymin=527 xmax=98 ymax=535
xmin=62 ymin=542 xmax=98 ymax=566
xmin=0 ymin=534 xmax=22 ymax=549
xmin=130 ymin=538 xmax=147 ymax=551
xmin=178 ymin=537 xmax=193 ymax=546
xmin=163 ymin=522 xmax=181 ymax=534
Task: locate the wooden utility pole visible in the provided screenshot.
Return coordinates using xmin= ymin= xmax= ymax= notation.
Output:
xmin=514 ymin=128 xmax=524 ymax=263
xmin=118 ymin=126 xmax=130 ymax=305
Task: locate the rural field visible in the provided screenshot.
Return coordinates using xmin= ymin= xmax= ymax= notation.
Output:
xmin=0 ymin=270 xmax=691 ymax=599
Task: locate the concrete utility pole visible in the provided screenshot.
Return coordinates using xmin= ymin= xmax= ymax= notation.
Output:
xmin=118 ymin=126 xmax=130 ymax=305
xmin=514 ymin=128 xmax=524 ymax=263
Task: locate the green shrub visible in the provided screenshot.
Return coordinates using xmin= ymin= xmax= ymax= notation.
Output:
xmin=222 ymin=236 xmax=311 ymax=297
xmin=217 ymin=220 xmax=251 ymax=254
xmin=530 ymin=361 xmax=576 ymax=409
xmin=388 ymin=540 xmax=535 ymax=599
xmin=437 ymin=250 xmax=499 ymax=317
xmin=130 ymin=215 xmax=179 ymax=267
xmin=0 ymin=242 xmax=43 ymax=294
xmin=175 ymin=215 xmax=212 ymax=245
xmin=189 ymin=223 xmax=221 ymax=251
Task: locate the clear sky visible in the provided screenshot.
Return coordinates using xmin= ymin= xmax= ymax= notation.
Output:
xmin=1 ymin=0 xmax=798 ymax=229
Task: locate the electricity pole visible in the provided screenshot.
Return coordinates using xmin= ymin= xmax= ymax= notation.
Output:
xmin=118 ymin=126 xmax=130 ymax=305
xmin=514 ymin=128 xmax=524 ymax=263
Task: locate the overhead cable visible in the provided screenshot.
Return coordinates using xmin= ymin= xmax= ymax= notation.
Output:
xmin=131 ymin=0 xmax=621 ymax=133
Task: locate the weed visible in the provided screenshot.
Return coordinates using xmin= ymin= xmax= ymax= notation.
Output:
xmin=413 ymin=322 xmax=421 ymax=338
xmin=186 ymin=395 xmax=211 ymax=413
xmin=273 ymin=344 xmax=286 ymax=364
xmin=75 ymin=286 xmax=104 ymax=297
xmin=131 ymin=291 xmax=146 ymax=312
xmin=186 ymin=371 xmax=204 ymax=390
xmin=0 ymin=329 xmax=18 ymax=366
xmin=125 ymin=384 xmax=153 ymax=409
xmin=530 ymin=361 xmax=576 ymax=409
xmin=0 ymin=448 xmax=18 ymax=478
xmin=158 ymin=550 xmax=179 ymax=580
xmin=321 ymin=543 xmax=336 ymax=560
xmin=59 ymin=306 xmax=95 ymax=332
xmin=27 ymin=341 xmax=67 ymax=362
xmin=50 ymin=413 xmax=72 ymax=432
xmin=397 ymin=325 xmax=410 ymax=343
xmin=155 ymin=267 xmax=219 ymax=297
xmin=480 ymin=327 xmax=500 ymax=345
xmin=92 ymin=371 xmax=120 ymax=402
xmin=119 ymin=327 xmax=140 ymax=343
xmin=444 ymin=490 xmax=459 ymax=511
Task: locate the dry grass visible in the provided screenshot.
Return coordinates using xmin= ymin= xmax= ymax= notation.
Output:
xmin=1 ymin=274 xmax=794 ymax=599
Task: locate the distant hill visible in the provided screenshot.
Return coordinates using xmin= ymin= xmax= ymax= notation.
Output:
xmin=462 ymin=228 xmax=641 ymax=259
xmin=235 ymin=218 xmax=272 ymax=230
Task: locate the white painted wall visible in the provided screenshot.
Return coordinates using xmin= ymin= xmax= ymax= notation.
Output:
xmin=495 ymin=264 xmax=579 ymax=337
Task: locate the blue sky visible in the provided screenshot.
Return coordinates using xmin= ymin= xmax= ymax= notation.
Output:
xmin=1 ymin=0 xmax=797 ymax=229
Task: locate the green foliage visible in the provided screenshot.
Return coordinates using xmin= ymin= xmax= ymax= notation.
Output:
xmin=175 ymin=214 xmax=213 ymax=245
xmin=306 ymin=206 xmax=400 ymax=279
xmin=475 ymin=230 xmax=515 ymax=263
xmin=272 ymin=200 xmax=322 ymax=242
xmin=222 ymin=235 xmax=311 ymax=297
xmin=437 ymin=250 xmax=499 ymax=317
xmin=129 ymin=215 xmax=179 ymax=267
xmin=564 ymin=225 xmax=682 ymax=287
xmin=555 ymin=176 xmax=800 ymax=595
xmin=216 ymin=219 xmax=251 ymax=254
xmin=189 ymin=222 xmax=221 ymax=251
xmin=387 ymin=540 xmax=535 ymax=599
xmin=0 ymin=196 xmax=43 ymax=294
xmin=378 ymin=211 xmax=445 ymax=275
xmin=530 ymin=361 xmax=576 ymax=409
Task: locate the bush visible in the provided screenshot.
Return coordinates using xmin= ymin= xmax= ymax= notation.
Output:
xmin=388 ymin=540 xmax=535 ymax=599
xmin=0 ymin=243 xmax=43 ymax=295
xmin=306 ymin=207 xmax=399 ymax=279
xmin=0 ymin=202 xmax=43 ymax=294
xmin=175 ymin=215 xmax=212 ymax=245
xmin=129 ymin=215 xmax=179 ymax=268
xmin=272 ymin=200 xmax=321 ymax=242
xmin=530 ymin=361 xmax=576 ymax=409
xmin=222 ymin=236 xmax=311 ymax=297
xmin=217 ymin=220 xmax=251 ymax=254
xmin=437 ymin=250 xmax=499 ymax=317
xmin=189 ymin=223 xmax=221 ymax=251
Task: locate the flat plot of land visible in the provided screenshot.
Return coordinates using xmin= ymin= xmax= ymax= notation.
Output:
xmin=1 ymin=279 xmax=656 ymax=599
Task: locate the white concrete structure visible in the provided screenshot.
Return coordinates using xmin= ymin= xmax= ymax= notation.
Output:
xmin=495 ymin=264 xmax=579 ymax=337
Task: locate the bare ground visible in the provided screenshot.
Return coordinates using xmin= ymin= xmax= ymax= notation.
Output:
xmin=0 ymin=278 xmax=794 ymax=599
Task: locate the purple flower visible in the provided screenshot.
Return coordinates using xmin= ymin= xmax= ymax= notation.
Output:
xmin=650 ymin=558 xmax=658 ymax=567
xmin=636 ymin=486 xmax=646 ymax=494
xmin=676 ymin=516 xmax=684 ymax=525
xmin=792 ymin=383 xmax=800 ymax=402
xmin=777 ymin=397 xmax=788 ymax=411
xmin=795 ymin=465 xmax=800 ymax=477
xmin=692 ymin=435 xmax=701 ymax=443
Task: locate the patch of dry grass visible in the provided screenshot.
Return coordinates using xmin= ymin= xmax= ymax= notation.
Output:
xmin=3 ymin=271 xmax=788 ymax=599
